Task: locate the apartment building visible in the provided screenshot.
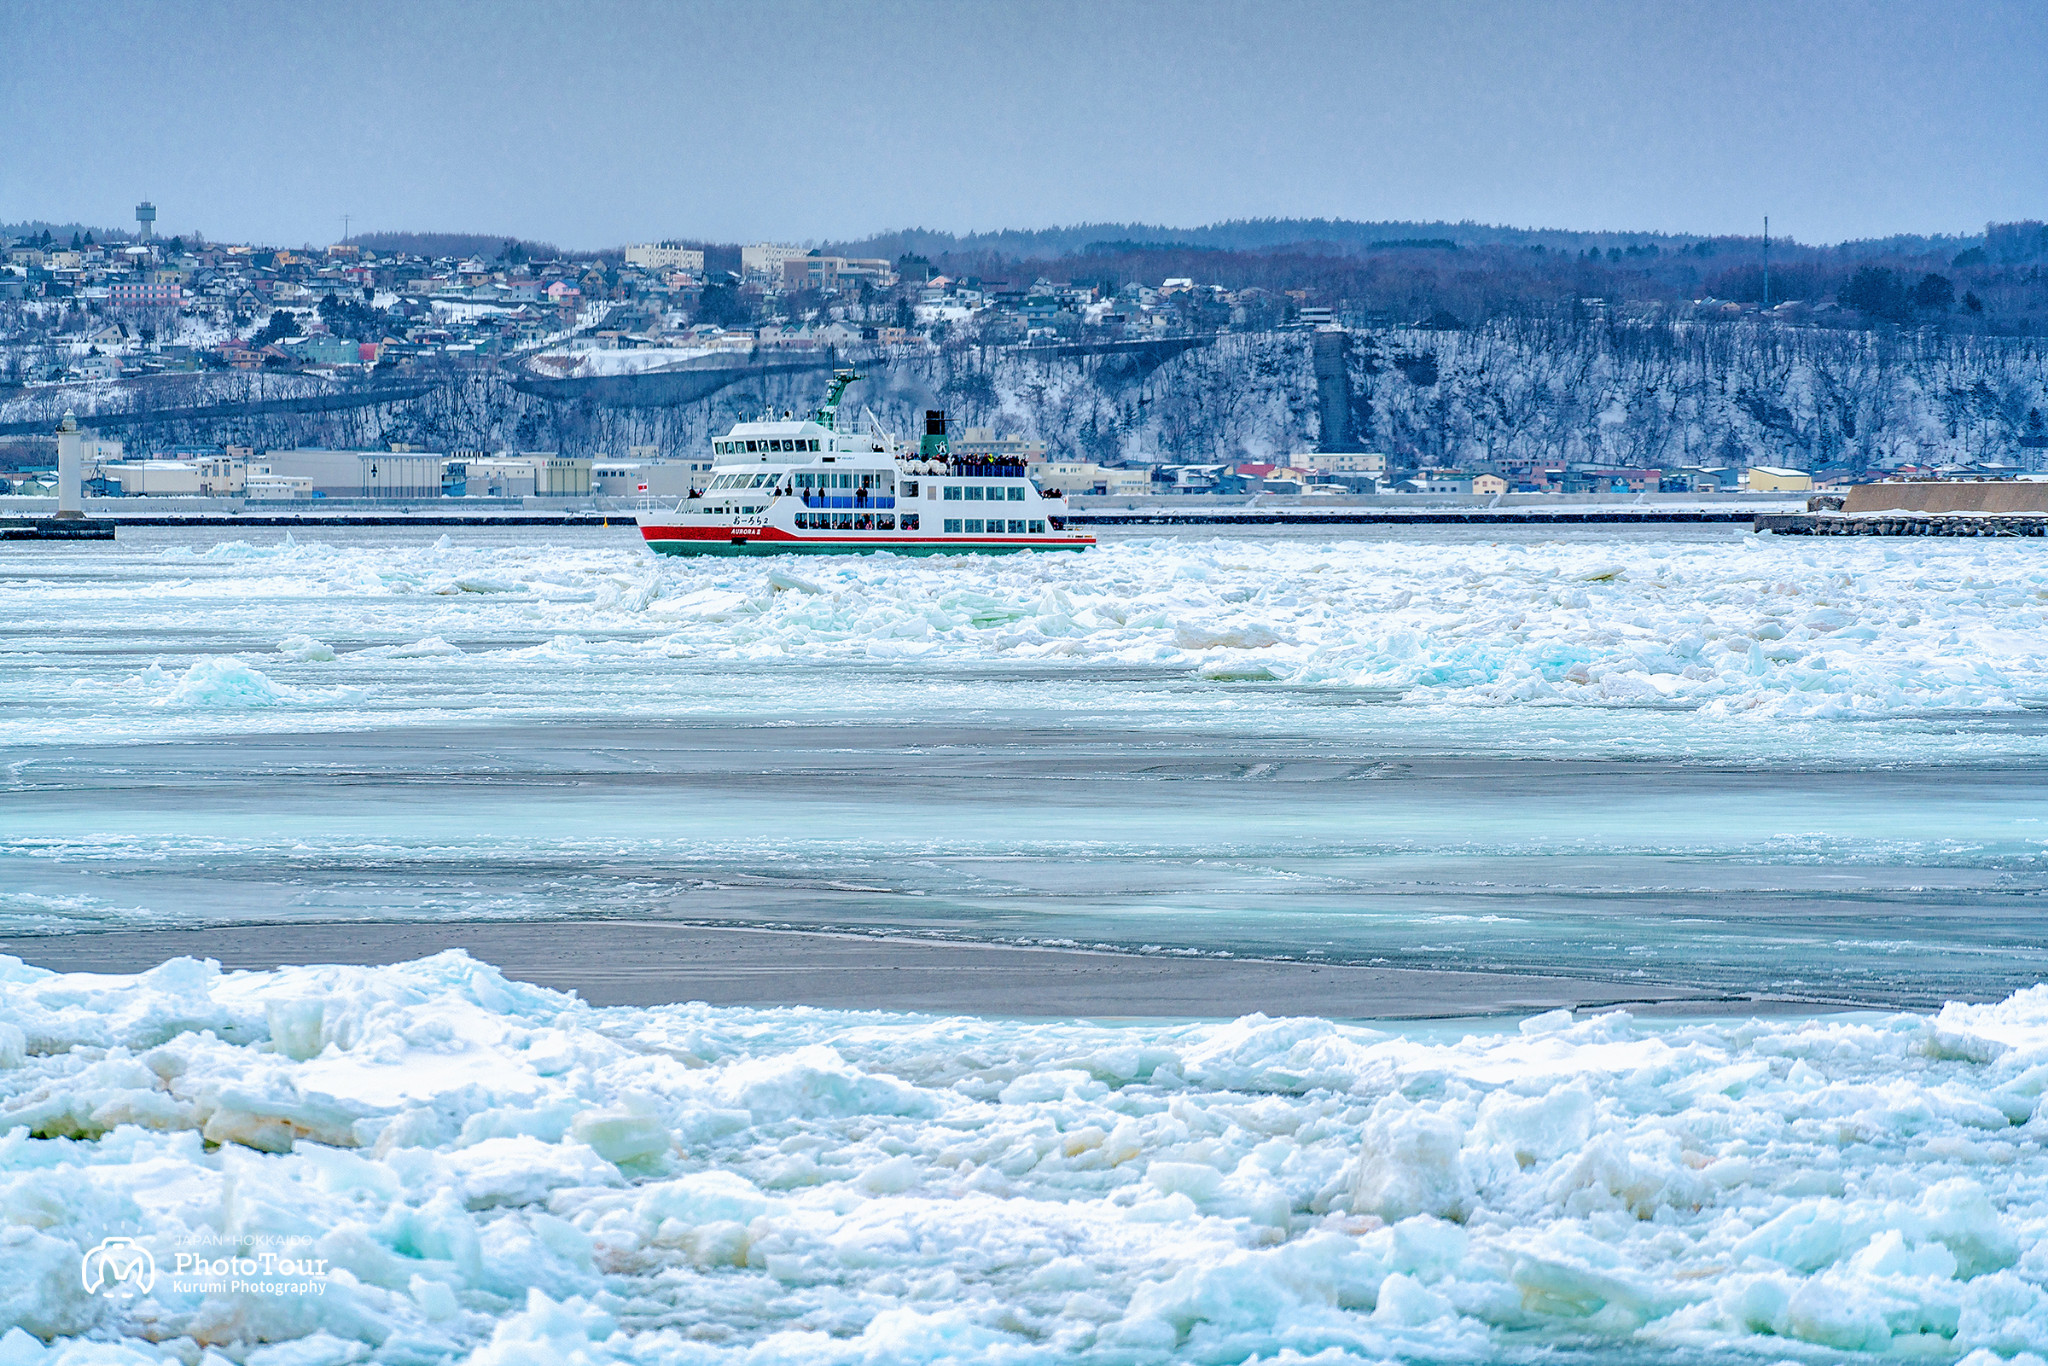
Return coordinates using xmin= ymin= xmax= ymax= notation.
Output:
xmin=740 ymin=242 xmax=808 ymax=281
xmin=624 ymin=243 xmax=704 ymax=273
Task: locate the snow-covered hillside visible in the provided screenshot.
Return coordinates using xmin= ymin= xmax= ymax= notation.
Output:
xmin=1346 ymin=321 xmax=2048 ymax=471
xmin=6 ymin=322 xmax=2044 ymax=469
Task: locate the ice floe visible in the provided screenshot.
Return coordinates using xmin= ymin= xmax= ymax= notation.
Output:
xmin=9 ymin=531 xmax=2048 ymax=750
xmin=4 ymin=951 xmax=2048 ymax=1361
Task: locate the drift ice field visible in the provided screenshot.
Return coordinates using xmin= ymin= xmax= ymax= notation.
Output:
xmin=4 ymin=523 xmax=2048 ymax=1364
xmin=8 ymin=952 xmax=2048 ymax=1365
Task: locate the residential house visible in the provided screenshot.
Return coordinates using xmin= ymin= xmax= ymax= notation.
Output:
xmin=1403 ymin=469 xmax=1476 ymax=495
xmin=291 ymin=335 xmax=362 ymax=367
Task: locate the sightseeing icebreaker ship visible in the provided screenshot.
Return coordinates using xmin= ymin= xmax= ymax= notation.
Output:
xmin=635 ymin=370 xmax=1094 ymax=556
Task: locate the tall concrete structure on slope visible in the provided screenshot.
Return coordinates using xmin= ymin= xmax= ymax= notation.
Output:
xmin=1311 ymin=328 xmax=1354 ymax=450
xmin=135 ymin=202 xmax=156 ymax=240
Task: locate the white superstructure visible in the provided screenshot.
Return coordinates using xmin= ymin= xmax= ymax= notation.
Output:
xmin=634 ymin=370 xmax=1092 ymax=556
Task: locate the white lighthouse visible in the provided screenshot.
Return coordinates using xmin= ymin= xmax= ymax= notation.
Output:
xmin=55 ymin=412 xmax=84 ymax=518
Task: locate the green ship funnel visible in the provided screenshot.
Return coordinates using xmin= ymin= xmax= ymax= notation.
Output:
xmin=920 ymin=410 xmax=950 ymax=460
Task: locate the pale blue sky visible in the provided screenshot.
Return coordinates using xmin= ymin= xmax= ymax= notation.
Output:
xmin=2 ymin=0 xmax=2041 ymax=248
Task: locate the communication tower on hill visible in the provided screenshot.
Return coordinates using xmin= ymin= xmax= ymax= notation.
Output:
xmin=135 ymin=201 xmax=156 ymax=240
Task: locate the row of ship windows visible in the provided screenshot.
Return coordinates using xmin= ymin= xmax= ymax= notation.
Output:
xmin=708 ymin=477 xmax=1028 ymax=500
xmin=717 ymin=438 xmax=822 ymax=454
xmin=711 ymin=471 xmax=882 ymax=491
xmin=786 ymin=513 xmax=1048 ymax=535
xmin=796 ymin=513 xmax=918 ymax=530
xmin=945 ymin=519 xmax=1045 ymax=535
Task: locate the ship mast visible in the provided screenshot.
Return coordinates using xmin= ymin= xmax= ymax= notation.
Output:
xmin=813 ymin=368 xmax=861 ymax=433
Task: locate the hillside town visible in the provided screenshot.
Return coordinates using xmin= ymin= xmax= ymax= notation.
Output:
xmin=3 ymin=205 xmax=2046 ymax=500
xmin=0 ymin=225 xmax=1367 ymax=389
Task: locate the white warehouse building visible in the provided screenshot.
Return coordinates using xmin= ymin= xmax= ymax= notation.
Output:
xmin=259 ymin=449 xmax=449 ymax=499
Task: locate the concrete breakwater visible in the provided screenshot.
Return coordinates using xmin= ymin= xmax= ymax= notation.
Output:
xmin=1758 ymin=512 xmax=2048 ymax=537
xmin=88 ymin=512 xmax=617 ymax=528
xmin=0 ymin=517 xmax=115 ymax=540
xmin=1071 ymin=508 xmax=1759 ymax=526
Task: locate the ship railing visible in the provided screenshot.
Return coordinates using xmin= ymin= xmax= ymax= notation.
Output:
xmin=799 ymin=494 xmax=896 ymax=509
